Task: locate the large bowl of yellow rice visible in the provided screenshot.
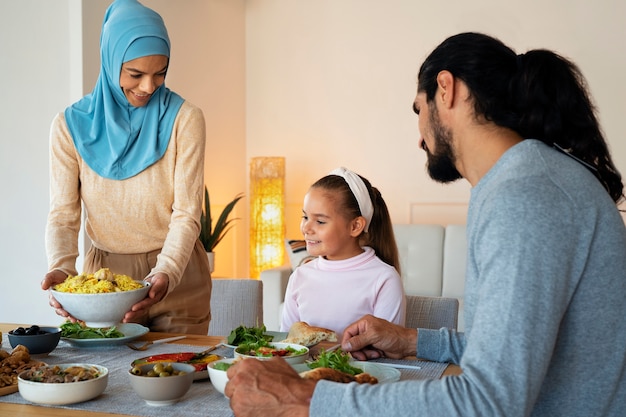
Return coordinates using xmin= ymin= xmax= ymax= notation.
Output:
xmin=50 ymin=268 xmax=150 ymax=328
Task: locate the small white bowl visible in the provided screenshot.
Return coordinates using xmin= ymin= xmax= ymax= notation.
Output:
xmin=51 ymin=282 xmax=150 ymax=328
xmin=18 ymin=363 xmax=108 ymax=405
xmin=234 ymin=342 xmax=309 ymax=365
xmin=207 ymin=357 xmax=239 ymax=396
xmin=128 ymin=362 xmax=195 ymax=406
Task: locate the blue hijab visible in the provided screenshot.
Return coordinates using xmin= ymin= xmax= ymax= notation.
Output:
xmin=65 ymin=0 xmax=184 ymax=180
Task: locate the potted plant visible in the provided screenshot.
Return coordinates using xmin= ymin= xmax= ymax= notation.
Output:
xmin=199 ymin=186 xmax=244 ymax=273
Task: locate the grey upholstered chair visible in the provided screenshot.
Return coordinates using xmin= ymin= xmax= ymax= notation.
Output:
xmin=208 ymin=279 xmax=264 ymax=336
xmin=405 ymin=295 xmax=459 ymax=331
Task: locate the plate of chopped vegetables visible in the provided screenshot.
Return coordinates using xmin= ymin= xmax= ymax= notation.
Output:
xmin=234 ymin=342 xmax=309 ymax=365
xmin=293 ymin=348 xmax=401 ymax=383
xmin=60 ymin=322 xmax=148 ymax=347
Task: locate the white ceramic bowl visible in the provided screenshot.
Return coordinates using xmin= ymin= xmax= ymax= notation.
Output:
xmin=207 ymin=357 xmax=239 ymax=396
xmin=18 ymin=363 xmax=108 ymax=405
xmin=128 ymin=362 xmax=195 ymax=406
xmin=50 ymin=282 xmax=150 ymax=328
xmin=234 ymin=342 xmax=309 ymax=365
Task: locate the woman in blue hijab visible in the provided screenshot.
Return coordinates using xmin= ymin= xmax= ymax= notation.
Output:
xmin=42 ymin=0 xmax=212 ymax=334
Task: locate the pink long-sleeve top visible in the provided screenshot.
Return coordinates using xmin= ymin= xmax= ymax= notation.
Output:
xmin=280 ymin=246 xmax=406 ymax=339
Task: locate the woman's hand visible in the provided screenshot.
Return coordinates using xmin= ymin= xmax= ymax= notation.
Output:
xmin=341 ymin=314 xmax=418 ymax=361
xmin=225 ymin=357 xmax=315 ymax=417
xmin=123 ymin=272 xmax=169 ymax=323
xmin=42 ymin=269 xmax=75 ymax=320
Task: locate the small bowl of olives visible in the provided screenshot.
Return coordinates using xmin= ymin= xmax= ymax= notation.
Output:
xmin=8 ymin=325 xmax=62 ymax=355
xmin=128 ymin=362 xmax=195 ymax=406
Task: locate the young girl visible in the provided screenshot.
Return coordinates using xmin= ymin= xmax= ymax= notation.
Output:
xmin=280 ymin=167 xmax=406 ymax=340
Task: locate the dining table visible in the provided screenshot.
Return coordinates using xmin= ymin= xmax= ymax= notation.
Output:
xmin=0 ymin=322 xmax=461 ymax=417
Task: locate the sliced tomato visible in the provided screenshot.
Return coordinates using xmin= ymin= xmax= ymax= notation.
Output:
xmin=145 ymin=352 xmax=196 ymax=362
xmin=132 ymin=353 xmax=221 ymax=372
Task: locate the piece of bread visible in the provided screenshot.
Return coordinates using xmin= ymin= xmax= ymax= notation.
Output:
xmin=281 ymin=321 xmax=338 ymax=346
xmin=299 ymin=367 xmax=378 ymax=384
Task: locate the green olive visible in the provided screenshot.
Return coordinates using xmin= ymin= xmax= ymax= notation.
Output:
xmin=163 ymin=364 xmax=174 ymax=374
xmin=130 ymin=366 xmax=142 ymax=375
xmin=146 ymin=370 xmax=158 ymax=377
xmin=159 ymin=371 xmax=171 ymax=377
xmin=153 ymin=363 xmax=165 ymax=374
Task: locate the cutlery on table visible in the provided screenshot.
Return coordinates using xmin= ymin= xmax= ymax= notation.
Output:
xmin=195 ymin=342 xmax=225 ymax=356
xmin=375 ymin=362 xmax=422 ymax=370
xmin=126 ymin=335 xmax=187 ymax=351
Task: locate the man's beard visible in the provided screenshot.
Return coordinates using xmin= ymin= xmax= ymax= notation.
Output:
xmin=424 ymin=103 xmax=462 ymax=183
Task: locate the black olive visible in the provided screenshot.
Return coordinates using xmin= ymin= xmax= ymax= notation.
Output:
xmin=11 ymin=327 xmax=26 ymax=335
xmin=25 ymin=327 xmax=39 ymax=335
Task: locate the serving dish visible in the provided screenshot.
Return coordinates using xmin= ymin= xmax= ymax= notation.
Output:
xmin=50 ymin=281 xmax=150 ymax=328
xmin=61 ymin=323 xmax=149 ymax=347
xmin=0 ymin=348 xmax=46 ymax=397
xmin=207 ymin=357 xmax=239 ymax=396
xmin=234 ymin=342 xmax=309 ymax=365
xmin=17 ymin=363 xmax=108 ymax=405
xmin=291 ymin=361 xmax=401 ymax=383
xmin=0 ymin=385 xmax=19 ymax=396
xmin=7 ymin=326 xmax=61 ymax=355
xmin=131 ymin=350 xmax=221 ymax=380
xmin=128 ymin=362 xmax=195 ymax=406
xmin=223 ymin=330 xmax=287 ymax=349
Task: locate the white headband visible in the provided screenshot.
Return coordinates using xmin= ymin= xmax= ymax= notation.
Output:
xmin=329 ymin=167 xmax=374 ymax=233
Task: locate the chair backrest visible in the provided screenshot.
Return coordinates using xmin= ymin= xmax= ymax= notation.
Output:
xmin=393 ymin=224 xmax=445 ymax=297
xmin=208 ymin=279 xmax=263 ymax=336
xmin=405 ymin=295 xmax=459 ymax=331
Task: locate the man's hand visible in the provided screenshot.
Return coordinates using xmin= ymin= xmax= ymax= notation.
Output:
xmin=123 ymin=272 xmax=169 ymax=323
xmin=225 ymin=357 xmax=316 ymax=417
xmin=341 ymin=315 xmax=418 ymax=361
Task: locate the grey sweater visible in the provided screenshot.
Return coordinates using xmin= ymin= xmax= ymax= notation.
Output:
xmin=311 ymin=140 xmax=626 ymax=416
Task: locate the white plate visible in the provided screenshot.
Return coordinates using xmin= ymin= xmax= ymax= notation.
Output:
xmin=223 ymin=331 xmax=288 ymax=349
xmin=292 ymin=361 xmax=401 ymax=383
xmin=61 ymin=323 xmax=149 ymax=347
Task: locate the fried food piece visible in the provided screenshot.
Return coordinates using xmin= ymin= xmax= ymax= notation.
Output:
xmin=3 ymin=345 xmax=30 ymax=367
xmin=300 ymin=367 xmax=356 ymax=383
xmin=299 ymin=367 xmax=378 ymax=384
xmin=0 ymin=345 xmax=38 ymax=388
xmin=354 ymin=372 xmax=378 ymax=384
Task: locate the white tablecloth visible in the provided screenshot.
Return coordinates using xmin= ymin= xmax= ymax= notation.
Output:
xmin=1 ymin=338 xmax=449 ymax=416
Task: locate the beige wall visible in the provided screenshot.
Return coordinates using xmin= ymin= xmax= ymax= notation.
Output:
xmin=1 ymin=0 xmax=623 ymax=324
xmin=245 ymin=0 xmax=626 ymax=243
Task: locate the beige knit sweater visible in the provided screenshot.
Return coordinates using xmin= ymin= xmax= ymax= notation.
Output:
xmin=45 ymin=101 xmax=206 ymax=290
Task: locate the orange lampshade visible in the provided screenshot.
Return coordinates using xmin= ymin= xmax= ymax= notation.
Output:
xmin=249 ymin=157 xmax=286 ymax=278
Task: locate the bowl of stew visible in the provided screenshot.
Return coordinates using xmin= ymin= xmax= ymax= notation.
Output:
xmin=18 ymin=363 xmax=108 ymax=405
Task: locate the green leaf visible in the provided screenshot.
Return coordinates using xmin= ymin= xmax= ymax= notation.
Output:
xmin=59 ymin=321 xmax=124 ymax=339
xmin=199 ymin=187 xmax=244 ymax=252
xmin=227 ymin=324 xmax=273 ymax=346
xmin=307 ymin=348 xmax=363 ymax=375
